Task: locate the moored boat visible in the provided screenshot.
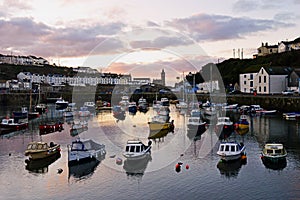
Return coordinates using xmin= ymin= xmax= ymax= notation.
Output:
xmin=217 ymin=142 xmax=246 ymax=162
xmin=0 ymin=118 xmax=28 ymax=131
xmin=148 ymin=115 xmax=174 ymax=132
xmin=55 ymin=97 xmax=69 ymax=110
xmin=68 ymin=139 xmax=106 ymax=165
xmin=261 ymin=143 xmax=287 ymax=162
xmin=39 ymin=121 xmax=64 ymax=134
xmin=123 ymin=139 xmax=152 ymax=160
xmin=234 ymin=115 xmax=249 ymax=130
xmin=25 ymin=141 xmax=61 ymax=160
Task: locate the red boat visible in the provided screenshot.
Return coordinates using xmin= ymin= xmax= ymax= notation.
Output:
xmin=0 ymin=118 xmax=28 ymax=132
xmin=39 ymin=122 xmax=64 ymax=134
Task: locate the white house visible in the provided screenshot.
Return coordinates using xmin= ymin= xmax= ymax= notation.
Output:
xmin=239 ymin=73 xmax=256 ymax=93
xmin=240 ymin=66 xmax=292 ymax=94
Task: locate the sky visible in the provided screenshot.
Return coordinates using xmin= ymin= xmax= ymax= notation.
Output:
xmin=0 ymin=0 xmax=299 ymax=85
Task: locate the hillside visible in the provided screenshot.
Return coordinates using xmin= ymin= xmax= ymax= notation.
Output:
xmin=0 ymin=63 xmax=75 ymax=80
xmin=216 ymin=50 xmax=300 ymax=86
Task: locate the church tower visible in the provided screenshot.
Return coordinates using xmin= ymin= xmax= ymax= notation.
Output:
xmin=161 ymin=69 xmax=165 ymax=86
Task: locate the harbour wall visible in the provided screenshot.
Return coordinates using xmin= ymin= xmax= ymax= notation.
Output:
xmin=0 ymin=92 xmax=299 ymax=113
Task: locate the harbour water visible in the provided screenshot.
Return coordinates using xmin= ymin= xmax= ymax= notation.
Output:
xmin=1 ymin=104 xmax=300 ymax=200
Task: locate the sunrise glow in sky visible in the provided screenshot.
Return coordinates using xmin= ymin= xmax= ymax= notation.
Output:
xmin=1 ymin=0 xmax=300 ymax=85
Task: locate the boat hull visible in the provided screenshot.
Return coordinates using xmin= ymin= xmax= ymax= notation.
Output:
xmin=148 ymin=122 xmax=172 ymax=131
xmin=25 ymin=145 xmax=61 ymax=160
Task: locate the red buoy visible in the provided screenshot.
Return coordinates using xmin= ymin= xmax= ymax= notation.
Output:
xmin=175 ymin=163 xmax=181 ymax=173
xmin=185 ymin=164 xmax=189 ymax=170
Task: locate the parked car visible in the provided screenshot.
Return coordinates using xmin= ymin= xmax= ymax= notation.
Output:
xmin=282 ymin=90 xmax=294 ymax=95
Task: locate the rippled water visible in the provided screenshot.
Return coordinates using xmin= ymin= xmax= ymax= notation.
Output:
xmin=1 ymin=105 xmax=300 ymax=200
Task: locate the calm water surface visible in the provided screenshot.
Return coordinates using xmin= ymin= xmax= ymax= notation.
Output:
xmin=1 ymin=105 xmax=300 ymax=200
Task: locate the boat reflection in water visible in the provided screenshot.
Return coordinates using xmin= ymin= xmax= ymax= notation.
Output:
xmin=261 ymin=157 xmax=287 ymax=171
xmin=187 ymin=126 xmax=207 ymax=141
xmin=123 ymin=154 xmax=152 ymax=178
xmin=216 ymin=158 xmax=246 ymax=179
xmin=25 ymin=152 xmax=61 ymax=173
xmin=148 ymin=129 xmax=170 ymax=140
xmin=68 ymin=158 xmax=104 ymax=180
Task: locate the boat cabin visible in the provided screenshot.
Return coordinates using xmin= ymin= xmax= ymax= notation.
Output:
xmin=1 ymin=118 xmax=15 ymax=125
xmin=218 ymin=142 xmax=244 ymax=153
xmin=264 ymin=144 xmax=285 ymax=155
xmin=124 ymin=140 xmax=150 ymax=154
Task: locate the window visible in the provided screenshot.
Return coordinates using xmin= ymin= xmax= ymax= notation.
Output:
xmin=244 ymin=81 xmax=246 ymax=85
xmin=130 ymin=146 xmax=135 ymax=152
xmin=250 ymin=81 xmax=253 ymax=87
xmin=259 ymin=87 xmax=261 ymax=92
xmin=267 ymin=149 xmax=273 ymax=154
xmin=136 ymin=146 xmax=140 ymax=152
xmin=231 ymin=146 xmax=236 ymax=152
xmin=244 ymin=75 xmax=246 ymax=78
xmin=264 ymin=76 xmax=266 ymax=83
xmin=125 ymin=146 xmax=129 ymax=152
xmin=259 ymin=76 xmax=261 ymax=83
xmin=220 ymin=145 xmax=224 ymax=151
xmin=264 ymin=86 xmax=266 ymax=92
xmin=250 ymin=74 xmax=253 ymax=80
xmin=225 ymin=145 xmax=230 ymax=151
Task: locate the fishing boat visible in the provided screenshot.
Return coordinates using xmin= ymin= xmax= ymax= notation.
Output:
xmin=12 ymin=106 xmax=28 ymax=119
xmin=112 ymin=105 xmax=125 ymax=119
xmin=256 ymin=109 xmax=277 ymax=115
xmin=70 ymin=120 xmax=88 ymax=132
xmin=148 ymin=115 xmax=174 ymax=132
xmin=157 ymin=106 xmax=170 ymax=116
xmin=35 ymin=103 xmax=47 ymax=114
xmin=160 ymin=97 xmax=169 ymax=106
xmin=138 ymin=97 xmax=147 ymax=106
xmin=123 ymin=139 xmax=152 ymax=160
xmin=0 ymin=118 xmax=28 ymax=131
xmin=68 ymin=139 xmax=106 ymax=165
xmin=25 ymin=141 xmax=61 ymax=160
xmin=222 ymin=103 xmax=238 ymax=110
xmin=282 ymin=112 xmax=300 ymax=120
xmin=78 ymin=106 xmax=91 ymax=117
xmin=234 ymin=115 xmax=249 ymax=130
xmin=39 ymin=121 xmax=64 ymax=134
xmin=261 ymin=143 xmax=287 ymax=162
xmin=83 ymin=101 xmax=96 ymax=111
xmin=128 ymin=102 xmax=137 ymax=113
xmin=217 ymin=142 xmax=246 ymax=162
xmin=55 ymin=97 xmax=69 ymax=110
xmin=119 ymin=95 xmax=130 ymax=107
xmin=63 ymin=106 xmax=76 ymax=117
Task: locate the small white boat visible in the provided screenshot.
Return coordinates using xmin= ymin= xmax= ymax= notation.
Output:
xmin=83 ymin=101 xmax=96 ymax=110
xmin=70 ymin=120 xmax=88 ymax=131
xmin=68 ymin=139 xmax=106 ymax=165
xmin=78 ymin=106 xmax=90 ymax=117
xmin=160 ymin=98 xmax=169 ymax=106
xmin=261 ymin=143 xmax=287 ymax=162
xmin=217 ymin=142 xmax=246 ymax=161
xmin=222 ymin=103 xmax=238 ymax=110
xmin=123 ymin=139 xmax=152 ymax=160
xmin=119 ymin=96 xmax=130 ymax=107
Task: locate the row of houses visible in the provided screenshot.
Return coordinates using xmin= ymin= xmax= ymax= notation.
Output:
xmin=254 ymin=37 xmax=300 ymax=57
xmin=239 ymin=66 xmax=300 ymax=94
xmin=0 ymin=54 xmax=49 ymax=66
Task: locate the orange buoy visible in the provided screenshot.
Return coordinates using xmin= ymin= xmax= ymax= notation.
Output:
xmin=185 ymin=164 xmax=189 ymax=170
